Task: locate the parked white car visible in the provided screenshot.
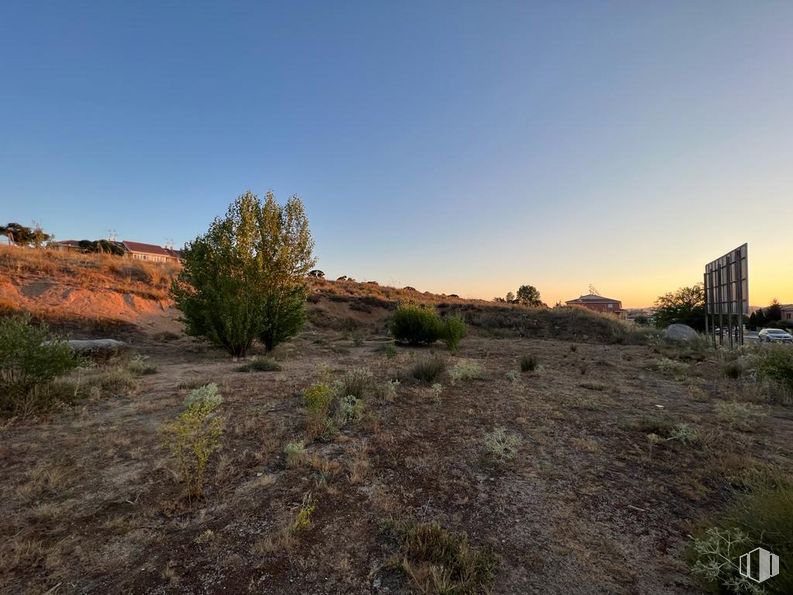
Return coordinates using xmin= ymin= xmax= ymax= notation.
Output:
xmin=758 ymin=328 xmax=793 ymax=343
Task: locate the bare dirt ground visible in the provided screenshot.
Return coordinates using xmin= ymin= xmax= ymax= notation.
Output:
xmin=2 ymin=302 xmax=791 ymax=594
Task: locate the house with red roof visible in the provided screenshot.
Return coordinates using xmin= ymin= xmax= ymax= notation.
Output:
xmin=565 ymin=293 xmax=624 ymax=317
xmin=122 ymin=240 xmax=180 ymax=263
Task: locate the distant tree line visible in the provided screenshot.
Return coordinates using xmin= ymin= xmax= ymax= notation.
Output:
xmin=493 ymin=284 xmax=545 ymax=307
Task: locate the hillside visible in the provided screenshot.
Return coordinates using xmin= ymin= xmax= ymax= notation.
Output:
xmin=0 ymin=245 xmax=645 ymax=346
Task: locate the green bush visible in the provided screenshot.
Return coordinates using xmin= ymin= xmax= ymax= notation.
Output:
xmin=172 ymin=191 xmax=315 ymax=357
xmin=390 ymin=304 xmax=443 ymax=345
xmin=0 ymin=315 xmax=79 ymax=414
xmin=440 ymin=315 xmax=467 ymax=351
xmin=690 ymin=481 xmax=792 ymax=594
xmin=757 ymin=345 xmax=793 ymax=396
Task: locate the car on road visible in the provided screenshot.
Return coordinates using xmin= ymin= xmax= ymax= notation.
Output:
xmin=758 ymin=328 xmax=793 ymax=343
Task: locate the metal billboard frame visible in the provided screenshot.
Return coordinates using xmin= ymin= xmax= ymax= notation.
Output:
xmin=704 ymin=243 xmax=748 ymax=347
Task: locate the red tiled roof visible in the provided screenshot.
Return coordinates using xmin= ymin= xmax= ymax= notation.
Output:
xmin=566 ymin=293 xmax=621 ymax=304
xmin=122 ymin=241 xmax=172 ymax=257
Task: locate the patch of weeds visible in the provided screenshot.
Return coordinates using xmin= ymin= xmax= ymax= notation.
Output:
xmin=578 ymin=381 xmax=608 ymax=391
xmin=384 ymin=344 xmax=397 ymax=358
xmin=652 ymin=357 xmax=690 ymax=377
xmin=290 ymin=493 xmax=316 ymax=533
xmin=127 ymin=354 xmax=158 ymax=375
xmin=623 ymin=414 xmax=676 ymax=436
xmin=505 ymin=370 xmax=519 ymax=383
xmin=237 ymin=357 xmax=282 ymax=373
xmin=449 ymin=359 xmax=484 ymax=384
xmin=429 ymin=383 xmax=443 ymax=403
xmin=284 ymin=441 xmax=307 ymax=467
xmin=520 ymin=354 xmax=537 ymax=373
xmin=304 ymin=382 xmax=334 ymax=414
xmin=87 ymin=365 xmax=139 ymax=395
xmin=411 ymin=356 xmax=446 ymax=384
xmin=714 ymin=400 xmax=766 ymax=432
xmin=483 ymin=427 xmax=521 ymax=463
xmin=668 ymin=423 xmax=700 ymax=445
xmin=162 ymin=392 xmax=224 ymax=500
xmin=385 ymin=521 xmax=498 ymax=595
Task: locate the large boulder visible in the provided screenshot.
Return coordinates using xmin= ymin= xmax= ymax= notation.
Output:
xmin=63 ymin=339 xmax=130 ymax=359
xmin=664 ymin=324 xmax=699 ymax=342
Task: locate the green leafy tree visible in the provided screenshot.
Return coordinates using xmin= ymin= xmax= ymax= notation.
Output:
xmin=172 ymin=191 xmax=315 ymax=357
xmin=766 ymin=299 xmax=782 ymax=322
xmin=505 ymin=292 xmax=515 ymax=304
xmin=754 ymin=308 xmax=768 ymax=329
xmin=653 ymin=284 xmax=706 ymax=331
xmin=516 ymin=284 xmax=543 ymax=307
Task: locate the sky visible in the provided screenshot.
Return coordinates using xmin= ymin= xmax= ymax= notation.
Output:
xmin=1 ymin=1 xmax=792 ymax=307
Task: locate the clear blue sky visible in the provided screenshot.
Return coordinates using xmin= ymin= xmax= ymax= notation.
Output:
xmin=2 ymin=1 xmax=792 ymax=306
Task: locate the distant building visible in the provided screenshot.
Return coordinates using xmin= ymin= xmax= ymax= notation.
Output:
xmin=51 ymin=240 xmax=82 ymax=251
xmin=565 ymin=293 xmax=623 ymax=316
xmin=782 ymin=304 xmax=793 ymax=322
xmin=122 ymin=240 xmax=180 ymax=263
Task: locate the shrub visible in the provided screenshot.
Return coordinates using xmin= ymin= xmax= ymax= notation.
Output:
xmin=390 ymin=303 xmax=443 ymax=345
xmin=757 ymin=345 xmax=793 ymax=395
xmin=387 ymin=521 xmax=498 ymax=594
xmin=284 ymin=441 xmax=307 ymax=467
xmin=237 ymin=357 xmax=282 ymax=373
xmin=440 ymin=315 xmax=467 ymax=351
xmin=449 ymin=359 xmax=484 ymax=384
xmin=184 ymin=383 xmax=223 ymax=409
xmin=722 ymin=360 xmax=744 ymax=380
xmin=0 ymin=315 xmax=79 ymax=414
xmin=668 ymin=423 xmax=700 ymax=445
xmin=162 ymin=395 xmax=224 ymax=500
xmin=411 ymin=356 xmax=446 ymax=384
xmin=384 ymin=344 xmax=397 ymax=358
xmin=171 ymin=191 xmax=315 ymax=356
xmin=483 ymin=427 xmax=521 ymax=463
xmin=303 ymin=383 xmax=334 ymax=414
xmin=336 ymin=367 xmax=372 ymax=399
xmin=690 ymin=482 xmax=793 ymax=594
xmin=520 ymin=354 xmax=537 ymax=373
xmin=337 ymin=395 xmax=364 ymax=425
xmin=383 ymin=379 xmax=400 ymax=401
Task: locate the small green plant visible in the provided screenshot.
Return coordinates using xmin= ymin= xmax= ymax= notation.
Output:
xmin=689 ymin=527 xmax=759 ymax=593
xmin=440 ymin=315 xmax=467 ymax=351
xmin=384 ymin=379 xmax=400 ymax=401
xmin=289 ymin=492 xmax=316 ymax=533
xmin=284 ymin=441 xmax=307 ymax=467
xmin=384 ymin=344 xmax=397 ymax=358
xmin=386 ymin=521 xmax=498 ymax=594
xmin=483 ymin=427 xmax=521 ymax=463
xmin=162 ymin=395 xmax=224 ymax=500
xmin=449 ymin=359 xmax=484 ymax=384
xmin=237 ymin=357 xmax=282 ymax=373
xmin=519 ymin=354 xmax=537 ymax=373
xmin=184 ymin=383 xmax=223 ymax=409
xmin=303 ymin=382 xmax=334 ymax=414
xmin=337 ymin=395 xmax=364 ymax=425
xmin=389 ymin=303 xmax=444 ymax=345
xmin=668 ymin=423 xmax=700 ymax=445
xmin=411 ymin=356 xmax=446 ymax=384
xmin=505 ymin=370 xmax=519 ymax=383
xmin=429 ymin=383 xmax=443 ymax=403
xmin=0 ymin=314 xmax=79 ymax=414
